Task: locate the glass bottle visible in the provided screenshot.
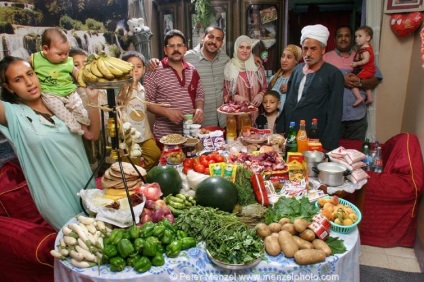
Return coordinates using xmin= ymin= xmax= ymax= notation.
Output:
xmin=239 ymin=113 xmax=252 ymax=133
xmin=372 ymin=147 xmax=383 ymax=173
xmin=285 ymin=121 xmax=297 ymax=159
xmin=308 ymin=118 xmax=319 ymax=143
xmin=226 ymin=115 xmax=237 ymax=143
xmin=296 ymin=120 xmax=308 ymax=153
xmin=362 ymin=145 xmax=372 ymax=171
xmin=362 ymin=138 xmax=370 ymax=152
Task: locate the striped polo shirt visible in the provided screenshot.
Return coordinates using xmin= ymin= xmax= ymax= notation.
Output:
xmin=144 ymin=57 xmax=205 ymax=140
xmin=185 ymin=45 xmax=229 ymax=127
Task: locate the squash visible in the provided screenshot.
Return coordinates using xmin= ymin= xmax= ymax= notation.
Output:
xmin=146 ymin=166 xmax=182 ymax=197
xmin=195 ymin=176 xmax=238 ymax=212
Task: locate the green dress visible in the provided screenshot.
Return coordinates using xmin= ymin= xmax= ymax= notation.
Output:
xmin=0 ymin=102 xmax=95 ymax=231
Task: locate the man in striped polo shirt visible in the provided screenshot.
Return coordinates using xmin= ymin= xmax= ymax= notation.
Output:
xmin=144 ymin=29 xmax=205 ymax=140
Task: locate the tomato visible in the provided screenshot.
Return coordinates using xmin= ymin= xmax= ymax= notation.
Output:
xmin=200 ymin=159 xmax=209 ymax=167
xmin=205 ymin=155 xmax=212 ymax=161
xmin=183 ymin=167 xmax=192 ymax=175
xmin=199 ymin=155 xmax=208 ymax=163
xmin=193 ymin=163 xmax=205 ymax=173
xmin=204 ymin=167 xmax=210 ymax=175
xmin=214 ymin=154 xmax=225 ymax=162
xmin=208 ymin=159 xmax=216 ymax=165
xmin=183 ymin=158 xmax=194 ymax=167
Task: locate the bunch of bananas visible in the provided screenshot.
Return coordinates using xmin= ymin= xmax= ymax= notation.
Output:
xmin=77 ymin=52 xmax=133 ymax=87
xmin=164 ymin=193 xmax=196 ymax=217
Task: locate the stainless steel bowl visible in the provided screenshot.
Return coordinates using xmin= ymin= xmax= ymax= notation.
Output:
xmin=303 ymin=151 xmax=325 ymax=177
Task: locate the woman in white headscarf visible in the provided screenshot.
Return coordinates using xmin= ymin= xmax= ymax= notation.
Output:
xmin=223 ymin=35 xmax=267 ymax=123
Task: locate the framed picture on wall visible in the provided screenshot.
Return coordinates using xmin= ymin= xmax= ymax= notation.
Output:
xmin=163 ymin=14 xmax=174 ymax=36
xmin=384 ymin=0 xmax=424 ymax=13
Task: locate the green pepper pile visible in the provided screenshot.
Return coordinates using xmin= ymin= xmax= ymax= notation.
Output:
xmin=102 ymin=219 xmax=196 ymax=273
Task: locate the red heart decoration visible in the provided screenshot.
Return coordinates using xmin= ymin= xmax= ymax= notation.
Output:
xmin=390 ymin=12 xmax=423 ymax=38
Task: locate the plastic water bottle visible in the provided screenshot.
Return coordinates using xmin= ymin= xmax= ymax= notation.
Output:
xmin=372 ymin=147 xmax=383 ymax=173
xmin=362 ymin=145 xmax=372 ymax=171
xmin=296 ymin=120 xmax=308 ymax=153
xmin=285 ymin=121 xmax=297 ymax=159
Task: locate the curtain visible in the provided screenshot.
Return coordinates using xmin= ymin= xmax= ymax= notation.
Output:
xmin=364 ymin=0 xmax=384 ymax=142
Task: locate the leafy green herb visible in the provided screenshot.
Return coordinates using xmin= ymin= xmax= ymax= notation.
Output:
xmin=264 ymin=196 xmax=319 ymax=224
xmin=234 ymin=165 xmax=256 ymax=206
xmin=325 ymin=236 xmax=347 ymax=254
xmin=175 ymin=206 xmax=263 ymax=264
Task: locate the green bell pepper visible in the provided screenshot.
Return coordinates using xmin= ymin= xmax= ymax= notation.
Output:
xmin=152 ymin=225 xmax=166 ymax=239
xmin=117 ymin=238 xmax=135 ymax=258
xmin=140 ymin=222 xmax=155 ymax=238
xmin=133 ymin=238 xmax=145 ymax=253
xmin=109 ymin=256 xmax=126 ymax=272
xmin=128 ymin=224 xmax=140 ymax=239
xmin=122 ymin=230 xmax=130 ymax=240
xmin=126 ymin=254 xmax=140 ymax=267
xmin=151 ymin=251 xmax=165 ymax=266
xmin=156 ymin=244 xmax=164 ymax=254
xmin=166 ymin=240 xmax=182 ymax=258
xmin=177 ymin=230 xmax=188 ymax=239
xmin=181 ymin=237 xmax=196 ymax=250
xmin=102 ymin=244 xmax=118 ymax=259
xmin=108 ymin=228 xmax=125 ymax=245
xmin=142 ymin=240 xmax=157 ymax=257
xmin=161 ymin=218 xmax=176 ymax=232
xmin=133 ymin=256 xmax=152 ymax=273
xmin=161 ymin=229 xmax=174 ymax=245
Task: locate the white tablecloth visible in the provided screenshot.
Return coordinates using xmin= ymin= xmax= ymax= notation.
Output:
xmin=54 ymin=228 xmax=360 ymax=282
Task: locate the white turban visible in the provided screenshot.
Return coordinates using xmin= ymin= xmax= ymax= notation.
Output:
xmin=300 ymin=24 xmax=330 ymax=46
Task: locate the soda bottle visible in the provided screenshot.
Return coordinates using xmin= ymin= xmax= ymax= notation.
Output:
xmin=372 ymin=147 xmax=383 ymax=173
xmin=362 ymin=145 xmax=372 ymax=171
xmin=226 ymin=115 xmax=237 ymax=143
xmin=362 ymin=138 xmax=370 ymax=152
xmin=308 ymin=118 xmax=319 ymax=143
xmin=296 ymin=120 xmax=308 ymax=153
xmin=285 ymin=121 xmax=297 ymax=159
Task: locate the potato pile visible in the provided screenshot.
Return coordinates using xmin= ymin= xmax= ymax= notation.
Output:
xmin=256 ymin=218 xmax=331 ymax=265
xmin=317 ymin=196 xmax=358 ymax=226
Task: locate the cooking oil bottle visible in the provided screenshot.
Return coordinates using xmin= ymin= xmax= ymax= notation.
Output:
xmin=226 ymin=115 xmax=237 ymax=143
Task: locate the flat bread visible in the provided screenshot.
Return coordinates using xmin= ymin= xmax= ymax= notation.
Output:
xmin=107 ymin=168 xmax=138 ymax=181
xmin=110 ymin=162 xmax=146 ymax=177
xmin=101 ymin=177 xmax=124 ymax=189
xmin=113 ymin=179 xmax=142 ymax=190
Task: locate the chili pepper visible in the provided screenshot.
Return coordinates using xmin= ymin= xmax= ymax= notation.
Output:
xmin=177 ymin=230 xmax=187 ymax=239
xmin=126 ymin=254 xmax=140 ymax=267
xmin=102 ymin=244 xmax=118 ymax=259
xmin=133 ymin=256 xmax=152 ymax=273
xmin=161 ymin=218 xmax=176 ymax=232
xmin=142 ymin=240 xmax=157 ymax=257
xmin=140 ymin=222 xmax=155 ymax=238
xmin=165 ymin=240 xmax=182 ymax=258
xmin=128 ymin=224 xmax=140 ymax=239
xmin=151 ymin=251 xmax=165 ymax=266
xmin=133 ymin=238 xmax=145 ymax=253
xmin=181 ymin=237 xmax=196 ymax=250
xmin=108 ymin=229 xmax=125 ymax=245
xmin=152 ymin=225 xmax=166 ymax=239
xmin=250 ymin=173 xmax=269 ymax=206
xmin=109 ymin=256 xmax=126 ymax=272
xmin=117 ymin=238 xmax=135 ymax=258
xmin=161 ymin=229 xmax=174 ymax=245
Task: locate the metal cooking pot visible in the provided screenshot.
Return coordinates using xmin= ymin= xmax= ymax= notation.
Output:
xmin=312 ymin=162 xmax=351 ymax=186
xmin=303 ymin=151 xmax=326 ymax=177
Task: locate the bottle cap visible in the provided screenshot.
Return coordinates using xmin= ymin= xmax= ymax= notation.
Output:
xmin=290 ymin=121 xmax=295 ymax=127
xmin=300 ymin=120 xmax=305 ymax=125
xmin=312 ymin=118 xmax=317 ymax=123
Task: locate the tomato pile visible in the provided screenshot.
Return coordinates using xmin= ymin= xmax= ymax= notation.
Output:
xmin=182 ymin=152 xmax=225 ymax=175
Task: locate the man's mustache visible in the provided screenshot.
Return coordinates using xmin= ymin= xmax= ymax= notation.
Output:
xmin=172 ymin=51 xmax=181 ymax=55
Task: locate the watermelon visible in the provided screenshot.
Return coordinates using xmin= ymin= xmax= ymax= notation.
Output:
xmin=195 ymin=176 xmax=238 ymax=212
xmin=146 ymin=166 xmax=182 ymax=197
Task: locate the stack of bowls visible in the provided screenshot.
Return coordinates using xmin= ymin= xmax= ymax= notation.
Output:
xmin=189 ymin=124 xmax=201 ymax=137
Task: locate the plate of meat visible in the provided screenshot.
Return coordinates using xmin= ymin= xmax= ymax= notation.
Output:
xmin=217 ymin=101 xmax=258 ymax=115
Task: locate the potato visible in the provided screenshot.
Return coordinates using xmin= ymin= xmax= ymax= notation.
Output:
xmin=280 ymin=223 xmax=296 ymax=235
xmin=270 ymin=232 xmax=279 ymax=239
xmin=268 ymin=223 xmax=282 ymax=233
xmin=278 ymin=230 xmax=299 ymax=258
xmin=294 ymin=249 xmax=326 ymax=265
xmin=312 ymin=239 xmax=332 ymax=256
xmin=292 ymin=235 xmax=314 ymax=249
xmin=299 ymin=229 xmax=316 ymax=242
xmin=278 ymin=217 xmax=291 ymax=226
xmin=293 ymin=218 xmax=310 ymax=233
xmin=264 ymin=235 xmax=281 ymax=256
xmin=256 ymin=223 xmax=271 ymax=238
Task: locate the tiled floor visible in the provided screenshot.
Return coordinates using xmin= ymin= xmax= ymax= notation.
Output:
xmin=360 ymin=245 xmax=422 ymax=272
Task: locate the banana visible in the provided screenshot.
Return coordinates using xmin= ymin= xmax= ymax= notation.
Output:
xmin=102 ymin=57 xmax=124 ymax=77
xmin=96 ymin=56 xmax=115 ymax=80
xmin=89 ymin=60 xmax=103 ymax=78
xmin=82 ymin=65 xmax=99 ymax=83
xmin=106 ymin=56 xmax=133 ymax=74
xmin=76 ymin=69 xmax=87 ymax=88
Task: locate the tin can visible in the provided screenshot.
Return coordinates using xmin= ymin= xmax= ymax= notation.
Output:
xmin=309 ymin=221 xmax=329 ymax=240
xmin=312 ymin=213 xmax=331 ymax=231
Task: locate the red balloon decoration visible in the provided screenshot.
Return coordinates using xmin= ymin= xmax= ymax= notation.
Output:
xmin=390 ymin=12 xmax=423 ymax=38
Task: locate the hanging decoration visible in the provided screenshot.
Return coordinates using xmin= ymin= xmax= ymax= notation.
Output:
xmin=390 ymin=12 xmax=423 ymax=38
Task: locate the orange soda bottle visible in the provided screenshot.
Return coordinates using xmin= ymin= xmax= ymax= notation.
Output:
xmin=296 ymin=120 xmax=308 ymax=153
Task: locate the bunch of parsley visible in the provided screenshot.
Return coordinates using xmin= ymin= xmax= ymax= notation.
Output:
xmin=264 ymin=196 xmax=319 ymax=224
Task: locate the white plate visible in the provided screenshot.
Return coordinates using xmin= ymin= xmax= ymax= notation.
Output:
xmin=159 ymin=135 xmax=187 ymax=145
xmin=217 ymin=107 xmax=258 ymax=115
xmin=206 ymin=250 xmax=262 ymax=270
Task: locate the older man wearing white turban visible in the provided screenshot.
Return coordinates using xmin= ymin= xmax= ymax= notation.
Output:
xmin=275 ymin=24 xmax=345 ymax=151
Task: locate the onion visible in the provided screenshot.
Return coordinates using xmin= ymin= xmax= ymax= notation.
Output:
xmin=141 ymin=208 xmax=152 ymax=217
xmin=161 ymin=206 xmax=171 ymax=216
xmin=164 ymin=213 xmax=175 ymax=223
xmin=144 ymin=199 xmax=156 ymax=210
xmin=139 ymin=183 xmax=162 ymax=201
xmin=155 ymin=200 xmax=167 ymax=209
xmin=152 ymin=209 xmax=164 ymax=223
xmin=141 ymin=214 xmax=152 ymax=224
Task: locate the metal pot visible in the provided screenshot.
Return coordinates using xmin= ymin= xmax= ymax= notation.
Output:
xmin=312 ymin=162 xmax=351 ymax=186
xmin=303 ymin=151 xmax=326 ymax=177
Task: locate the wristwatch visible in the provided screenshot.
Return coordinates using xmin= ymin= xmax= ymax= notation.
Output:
xmin=358 ymin=79 xmax=363 ymax=87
